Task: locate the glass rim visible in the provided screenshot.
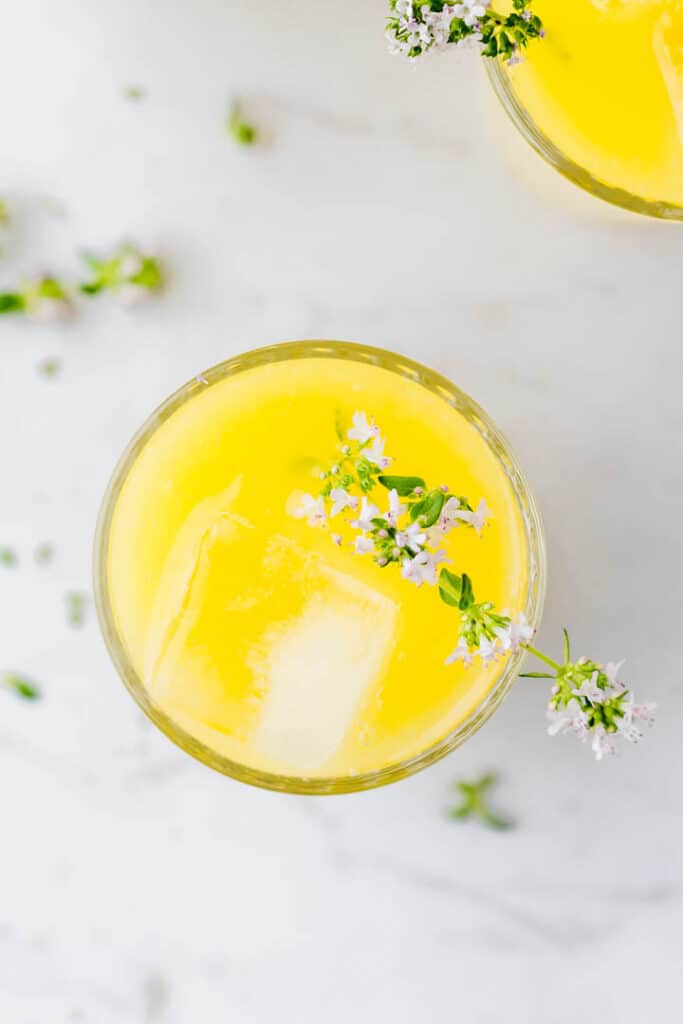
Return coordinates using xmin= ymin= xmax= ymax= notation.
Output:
xmin=486 ymin=59 xmax=683 ymax=223
xmin=93 ymin=339 xmax=547 ymax=795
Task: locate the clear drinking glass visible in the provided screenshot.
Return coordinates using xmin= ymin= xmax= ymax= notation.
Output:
xmin=94 ymin=341 xmax=547 ymax=794
xmin=487 ymin=60 xmax=683 ymax=222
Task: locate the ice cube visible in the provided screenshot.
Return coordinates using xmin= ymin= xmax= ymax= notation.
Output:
xmin=249 ymin=566 xmax=399 ymax=775
xmin=653 ymin=8 xmax=683 ymax=146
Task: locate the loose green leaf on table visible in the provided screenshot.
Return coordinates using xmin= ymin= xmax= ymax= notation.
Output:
xmin=448 ymin=773 xmax=513 ymax=830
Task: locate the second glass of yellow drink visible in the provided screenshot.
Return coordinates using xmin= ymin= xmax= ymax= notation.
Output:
xmin=488 ymin=0 xmax=683 ymax=218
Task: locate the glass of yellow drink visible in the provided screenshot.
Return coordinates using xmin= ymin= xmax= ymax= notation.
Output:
xmin=94 ymin=341 xmax=545 ymax=793
xmin=488 ymin=0 xmax=683 ymax=219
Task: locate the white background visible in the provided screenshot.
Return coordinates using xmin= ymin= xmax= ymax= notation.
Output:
xmin=1 ymin=1 xmax=681 ymax=1021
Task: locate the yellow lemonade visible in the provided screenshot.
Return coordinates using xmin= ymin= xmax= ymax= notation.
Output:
xmin=99 ymin=345 xmax=541 ymax=787
xmin=501 ymin=0 xmax=683 ymax=211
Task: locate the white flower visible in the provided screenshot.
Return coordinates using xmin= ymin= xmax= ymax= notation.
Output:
xmin=572 ymin=671 xmax=607 ymax=705
xmin=476 ymin=637 xmax=500 ymax=666
xmin=289 ymin=492 xmax=327 ymax=528
xmin=495 ymin=612 xmax=533 ymax=654
xmin=347 ymin=411 xmax=378 ymax=445
xmin=365 ymin=434 xmax=391 ymax=469
xmin=331 ymin=533 xmax=343 ymax=547
xmin=29 ymin=297 xmax=72 ymax=323
xmin=401 ymin=547 xmax=449 ymax=587
xmin=452 ymin=1 xmax=489 ymax=27
xmin=395 ymin=521 xmax=426 ymax=553
xmin=604 ymin=660 xmax=626 ymax=694
xmin=455 ymin=498 xmax=491 ymax=536
xmin=546 ymin=699 xmax=589 ymax=741
xmin=618 ymin=697 xmax=656 ymax=743
xmin=591 ymin=725 xmax=617 ymax=761
xmin=386 ymin=488 xmax=406 ymax=526
xmin=329 ymin=487 xmax=358 ymax=517
xmin=119 ymin=252 xmax=145 ymax=278
xmin=445 ymin=639 xmax=473 ymax=667
xmin=426 ymin=496 xmax=461 ymax=544
xmin=351 ymin=497 xmax=380 ymax=533
xmin=119 ymin=283 xmax=153 ymax=306
xmin=354 ymin=535 xmax=375 ymax=555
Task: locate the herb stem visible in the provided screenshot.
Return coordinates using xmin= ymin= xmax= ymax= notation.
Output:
xmin=524 ymin=645 xmax=561 ymax=672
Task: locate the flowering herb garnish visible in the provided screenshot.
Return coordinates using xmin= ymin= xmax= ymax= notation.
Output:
xmin=2 ymin=671 xmax=40 ymax=701
xmin=522 ymin=631 xmax=657 ymax=761
xmin=80 ymin=243 xmax=163 ymax=304
xmin=0 ymin=276 xmax=72 ymax=321
xmin=227 ymin=100 xmax=257 ymax=146
xmin=448 ymin=773 xmax=512 ymax=829
xmin=289 ymin=411 xmax=656 ymax=760
xmin=65 ymin=590 xmax=88 ymax=628
xmin=386 ymin=0 xmax=543 ymax=63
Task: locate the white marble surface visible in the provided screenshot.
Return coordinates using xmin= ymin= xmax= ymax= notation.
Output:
xmin=1 ymin=1 xmax=682 ymax=1020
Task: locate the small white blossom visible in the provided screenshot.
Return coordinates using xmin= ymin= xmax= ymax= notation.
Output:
xmin=445 ymin=639 xmax=473 ymax=667
xmin=386 ymin=488 xmax=406 ymax=526
xmin=401 ymin=548 xmax=449 ymax=586
xmin=426 ymin=496 xmax=462 ymax=544
xmin=329 ymin=487 xmax=358 ymax=517
xmin=354 ymin=534 xmax=375 ymax=555
xmin=591 ymin=725 xmax=617 ymax=761
xmin=453 ymin=1 xmax=489 ymax=27
xmin=477 ymin=636 xmax=501 ymax=666
xmin=604 ymin=660 xmax=626 ymax=693
xmin=547 ymin=699 xmax=589 ymax=742
xmin=331 ymin=533 xmax=343 ymax=547
xmin=495 ymin=612 xmax=533 ymax=653
xmin=289 ymin=492 xmax=327 ymax=528
xmin=365 ymin=434 xmax=391 ymax=469
xmin=572 ymin=671 xmax=606 ymax=705
xmin=351 ymin=497 xmax=380 ymax=533
xmin=395 ymin=521 xmax=426 ymax=553
xmin=618 ymin=697 xmax=656 ymax=743
xmin=455 ymin=498 xmax=491 ymax=536
xmin=347 ymin=411 xmax=378 ymax=444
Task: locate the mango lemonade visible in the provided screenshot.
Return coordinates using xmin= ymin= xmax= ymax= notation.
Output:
xmin=100 ymin=346 xmax=538 ymax=784
xmin=502 ymin=0 xmax=683 ymax=210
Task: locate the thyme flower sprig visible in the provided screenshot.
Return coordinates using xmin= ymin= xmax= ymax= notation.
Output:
xmin=289 ymin=410 xmax=656 ymax=760
xmin=386 ymin=0 xmax=544 ymax=63
xmin=80 ymin=242 xmax=163 ymax=304
xmin=0 ymin=276 xmax=72 ymax=321
xmin=522 ymin=631 xmax=657 ymax=760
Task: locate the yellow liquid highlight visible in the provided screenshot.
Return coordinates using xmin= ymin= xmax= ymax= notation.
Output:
xmin=107 ymin=358 xmax=529 ymax=779
xmin=508 ymin=0 xmax=683 ymax=207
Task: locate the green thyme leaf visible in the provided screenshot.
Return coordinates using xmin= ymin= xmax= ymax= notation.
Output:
xmin=0 ymin=547 xmax=17 ymax=567
xmin=2 ymin=672 xmax=40 ymax=700
xmin=34 ymin=542 xmax=55 ymax=565
xmin=227 ymin=101 xmax=257 ymax=146
xmin=459 ymin=573 xmax=475 ymax=610
xmin=0 ymin=293 xmax=25 ymax=314
xmin=123 ymin=85 xmax=145 ymax=102
xmin=411 ymin=490 xmax=444 ymax=528
xmin=448 ymin=773 xmax=513 ymax=831
xmin=65 ymin=590 xmax=88 ymax=627
xmin=438 ymin=568 xmax=462 ymax=607
xmin=37 ymin=357 xmax=61 ymax=379
xmin=378 ymin=475 xmax=425 ymax=496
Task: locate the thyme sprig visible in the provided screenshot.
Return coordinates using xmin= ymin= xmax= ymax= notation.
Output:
xmin=289 ymin=410 xmax=656 ymax=760
xmin=386 ymin=0 xmax=544 ymax=63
